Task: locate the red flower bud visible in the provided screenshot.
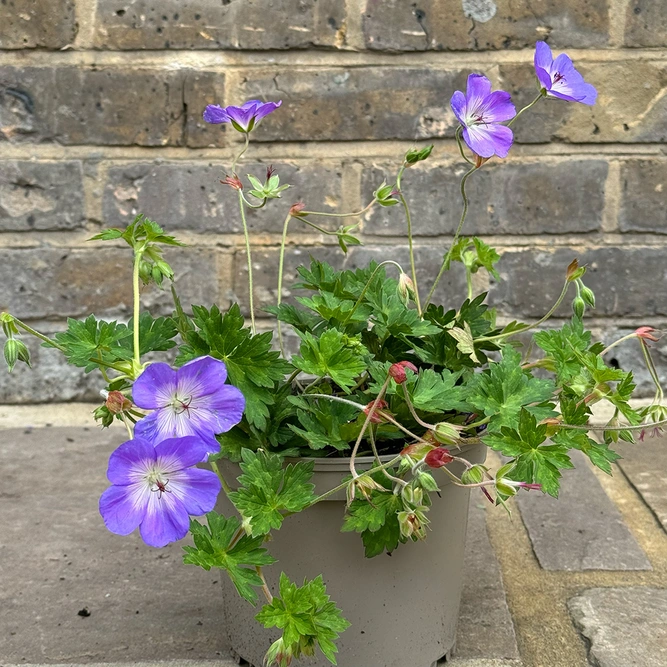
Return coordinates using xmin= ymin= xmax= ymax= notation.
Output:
xmin=363 ymin=399 xmax=388 ymax=424
xmin=636 ymin=326 xmax=660 ymax=343
xmin=289 ymin=201 xmax=306 ymax=218
xmin=266 ymin=164 xmax=275 ymax=180
xmin=424 ymin=447 xmax=454 ymax=468
xmin=221 ymin=174 xmax=243 ymax=190
xmin=388 ymin=360 xmax=418 ymax=384
xmin=106 ymin=390 xmax=132 ymax=414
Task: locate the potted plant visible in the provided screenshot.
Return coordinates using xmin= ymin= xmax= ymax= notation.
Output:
xmin=3 ymin=42 xmax=665 ymax=667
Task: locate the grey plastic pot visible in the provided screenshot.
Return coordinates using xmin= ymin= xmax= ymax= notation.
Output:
xmin=215 ymin=442 xmax=487 ymax=667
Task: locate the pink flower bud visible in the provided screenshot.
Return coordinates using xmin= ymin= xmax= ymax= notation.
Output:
xmin=636 ymin=326 xmax=660 ymax=343
xmin=363 ymin=399 xmax=388 ymax=424
xmin=289 ymin=201 xmax=306 ymax=217
xmin=424 ymin=447 xmax=454 ymax=468
xmin=106 ymin=390 xmax=132 ymax=414
xmin=221 ymin=174 xmax=243 ymax=190
xmin=388 ymin=360 xmax=418 ymax=384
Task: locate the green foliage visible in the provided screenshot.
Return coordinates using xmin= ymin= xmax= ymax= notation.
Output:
xmin=449 ymin=236 xmax=500 ymax=279
xmin=407 ymin=368 xmax=471 ymax=413
xmin=183 ymin=512 xmax=276 ymax=604
xmin=176 ymin=304 xmax=293 ymax=431
xmin=483 ymin=410 xmax=574 ymax=497
xmin=256 ymin=573 xmax=350 ymax=666
xmin=288 ymin=396 xmax=359 ymax=451
xmin=466 ymin=346 xmax=555 ymax=430
xmin=90 ymin=214 xmax=184 ymax=248
xmin=229 ymin=449 xmax=317 ymax=536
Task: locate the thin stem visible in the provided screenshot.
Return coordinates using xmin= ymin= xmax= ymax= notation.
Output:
xmin=240 ymin=193 xmax=268 ymax=209
xmin=297 ymin=217 xmax=344 ymax=236
xmin=276 ymin=211 xmax=292 ymax=356
xmin=508 ymin=92 xmax=545 ymax=128
xmin=300 ymin=201 xmax=374 ymax=218
xmin=256 ymin=566 xmax=274 ymax=603
xmin=231 ymin=134 xmax=250 ymax=174
xmin=401 ymin=384 xmax=436 ymax=430
xmin=476 ymin=279 xmax=571 ymax=343
xmin=13 ymin=320 xmax=64 ymax=351
xmin=640 ymin=339 xmax=664 ymax=402
xmin=209 ymin=459 xmax=234 ymax=496
xmin=424 ymin=166 xmax=477 ymax=309
xmin=600 ymin=333 xmax=637 ymax=357
xmin=395 ymin=165 xmax=421 ymax=315
xmin=465 ymin=269 xmax=474 ymax=301
xmin=558 ymin=417 xmax=667 ymax=432
xmin=237 ymin=190 xmax=256 ymax=334
xmin=350 ymin=377 xmax=390 ymax=479
xmin=120 ymin=413 xmax=134 ymax=440
xmin=369 ymin=426 xmax=408 ymax=489
xmin=455 ymin=126 xmax=475 ymax=165
xmin=132 ymin=249 xmax=143 ymax=369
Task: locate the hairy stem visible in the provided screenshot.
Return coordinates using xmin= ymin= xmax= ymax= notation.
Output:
xmin=237 ymin=190 xmax=256 ymax=334
xmin=455 ymin=126 xmax=475 ymax=165
xmin=132 ymin=249 xmax=143 ymax=370
xmin=12 ymin=320 xmax=64 ymax=351
xmin=231 ymin=133 xmax=250 ymax=175
xmin=256 ymin=566 xmax=274 ymax=603
xmin=300 ymin=201 xmax=375 ymax=218
xmin=508 ymin=91 xmax=545 ymax=128
xmin=396 ymin=165 xmax=422 ymax=315
xmin=276 ymin=211 xmax=292 ymax=356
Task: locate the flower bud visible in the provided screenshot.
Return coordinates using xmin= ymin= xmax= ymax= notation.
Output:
xmin=400 ymin=442 xmax=435 ymax=462
xmin=432 ymin=422 xmax=461 ymax=445
xmin=404 ymin=145 xmax=433 ymax=166
xmin=572 ymin=296 xmax=586 ymax=319
xmin=636 ymin=326 xmax=660 ymax=342
xmin=4 ymin=338 xmax=22 ymax=372
xmin=289 ymin=201 xmax=306 ymax=218
xmin=424 ymin=446 xmax=454 ymax=468
xmin=461 ymin=464 xmax=486 ymax=485
xmin=139 ymin=260 xmax=153 ymax=285
xmin=397 ymin=272 xmax=415 ymax=304
xmin=363 ymin=399 xmax=388 ymax=423
xmin=401 ymin=483 xmax=424 ymax=506
xmin=388 ymin=360 xmax=418 ymax=384
xmin=221 ymin=174 xmax=243 ymax=190
xmin=566 ymin=258 xmax=586 ymax=282
xmin=106 ymin=390 xmax=132 ymax=414
xmin=580 ymin=285 xmax=595 ymax=308
xmin=398 ymin=509 xmax=428 ymax=540
xmin=151 ymin=264 xmax=164 ymax=286
xmin=93 ymin=404 xmax=114 ymax=428
xmin=416 ymin=471 xmax=439 ymax=492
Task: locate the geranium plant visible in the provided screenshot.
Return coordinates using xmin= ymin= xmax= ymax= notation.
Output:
xmin=3 ymin=43 xmax=665 ymax=667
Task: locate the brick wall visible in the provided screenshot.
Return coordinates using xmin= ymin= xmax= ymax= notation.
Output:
xmin=1 ymin=0 xmax=666 ymax=402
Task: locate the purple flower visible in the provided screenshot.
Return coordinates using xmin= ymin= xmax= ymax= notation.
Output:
xmin=203 ymin=99 xmax=282 ymax=132
xmin=99 ymin=436 xmax=221 ymax=548
xmin=451 ymin=74 xmax=516 ymax=159
xmin=534 ymin=42 xmax=597 ymax=105
xmin=133 ymin=356 xmax=245 ymax=456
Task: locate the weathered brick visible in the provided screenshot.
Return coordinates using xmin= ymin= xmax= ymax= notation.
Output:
xmin=238 ymin=67 xmax=471 ymax=141
xmin=362 ymin=0 xmax=609 ymax=51
xmin=361 ymin=159 xmax=607 ymax=236
xmin=234 ymin=244 xmax=468 ymax=316
xmin=490 ymin=247 xmax=667 ymax=320
xmin=183 ymin=71 xmax=226 ymax=148
xmin=500 ymin=61 xmax=667 ymax=144
xmin=93 ymin=0 xmax=345 ymax=50
xmin=619 ymin=160 xmax=667 ymax=233
xmin=0 ymin=161 xmax=85 ymax=231
xmin=103 ymin=161 xmax=344 ymax=233
xmin=625 ymin=0 xmax=667 ymax=47
xmin=0 ymin=0 xmax=76 ymax=49
xmin=0 ymin=247 xmax=223 ymax=319
xmin=0 ymin=67 xmax=186 ymax=145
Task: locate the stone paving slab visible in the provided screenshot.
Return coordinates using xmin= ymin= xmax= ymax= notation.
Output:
xmin=515 ymin=450 xmax=651 ymax=571
xmin=568 ymin=587 xmax=667 ymax=667
xmin=616 ymin=436 xmax=667 ymax=533
xmin=456 ymin=500 xmax=519 ymax=660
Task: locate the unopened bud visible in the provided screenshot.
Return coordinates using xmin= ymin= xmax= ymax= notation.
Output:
xmin=398 ymin=272 xmax=415 ymax=303
xmin=289 ymin=201 xmax=306 ymax=218
xmin=221 ymin=174 xmax=243 ymax=190
xmin=580 ymin=286 xmax=596 ymax=308
xmin=566 ymin=258 xmax=586 ymax=282
xmin=416 ymin=471 xmax=439 ymax=492
xmin=404 ymin=144 xmax=434 ymax=166
xmin=363 ymin=399 xmax=388 ymax=424
xmin=432 ymin=422 xmax=461 ymax=445
xmin=424 ymin=446 xmax=454 ymax=468
xmin=106 ymin=390 xmax=132 ymax=414
xmin=636 ymin=326 xmax=660 ymax=342
xmin=388 ymin=360 xmax=418 ymax=384
xmin=139 ymin=260 xmax=153 ymax=285
xmin=572 ymin=296 xmax=586 ymax=319
xmin=4 ymin=338 xmax=30 ymax=372
xmin=461 ymin=464 xmax=486 ymax=485
xmin=93 ymin=404 xmax=114 ymax=428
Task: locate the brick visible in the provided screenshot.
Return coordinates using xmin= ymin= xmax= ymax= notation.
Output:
xmin=0 ymin=0 xmax=76 ymax=49
xmin=234 ymin=243 xmax=469 ymax=316
xmin=103 ymin=161 xmax=344 ymax=233
xmin=616 ymin=434 xmax=667 ymax=533
xmin=183 ymin=71 xmax=226 ymax=148
xmin=0 ymin=161 xmax=85 ymax=231
xmin=456 ymin=499 xmax=519 ymax=659
xmin=619 ymin=160 xmax=667 ymax=233
xmin=362 ymin=0 xmax=609 ymax=51
xmin=0 ymin=427 xmax=228 ymax=663
xmin=625 ymin=0 xmax=667 ymax=47
xmin=0 ymin=247 xmax=222 ymax=319
xmin=500 ymin=60 xmax=667 ymax=144
xmin=238 ymin=67 xmax=470 ymax=141
xmin=0 ymin=67 xmax=186 ymax=146
xmin=490 ymin=247 xmax=667 ymax=320
xmin=93 ymin=0 xmax=345 ymax=50
xmin=361 ymin=159 xmax=607 ymax=236
xmin=516 ymin=450 xmax=651 ymax=570
xmin=569 ymin=588 xmax=667 ymax=666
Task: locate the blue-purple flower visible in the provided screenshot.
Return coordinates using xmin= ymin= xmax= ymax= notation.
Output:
xmin=534 ymin=42 xmax=597 ymax=106
xmin=203 ymin=99 xmax=282 ymax=133
xmin=450 ymin=74 xmax=516 ymax=159
xmin=133 ymin=356 xmax=245 ymax=456
xmin=99 ymin=436 xmax=221 ymax=548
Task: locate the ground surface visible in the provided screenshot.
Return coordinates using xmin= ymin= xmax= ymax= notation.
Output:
xmin=1 ymin=405 xmax=666 ymax=667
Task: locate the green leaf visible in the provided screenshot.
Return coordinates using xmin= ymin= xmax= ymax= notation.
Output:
xmin=534 ymin=319 xmax=593 ymax=384
xmin=183 ymin=512 xmax=276 ymax=604
xmin=287 ymin=396 xmax=359 ymax=451
xmin=553 ymin=429 xmax=620 ymax=475
xmin=482 ymin=410 xmax=574 ymax=497
xmin=447 ymin=322 xmax=480 ymax=364
xmin=176 ymin=304 xmax=293 ymax=430
xmin=366 ymin=288 xmax=439 ymax=340
xmin=407 ymin=368 xmax=471 ymax=413
xmin=256 ymin=573 xmax=350 ymax=666
xmin=229 ymin=449 xmax=316 ymax=536
xmin=472 ymin=237 xmax=501 ymax=279
xmin=342 ymin=490 xmax=403 ymax=557
xmin=264 ymin=304 xmax=323 ymax=333
xmin=291 ymin=329 xmax=367 ymax=391
xmin=466 ymin=346 xmax=555 ymax=430
xmin=121 ymin=313 xmax=177 ymax=357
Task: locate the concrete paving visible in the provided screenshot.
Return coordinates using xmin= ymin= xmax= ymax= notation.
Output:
xmin=1 ymin=408 xmax=667 ymax=667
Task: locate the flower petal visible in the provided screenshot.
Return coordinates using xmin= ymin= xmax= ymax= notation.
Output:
xmin=106 ymin=437 xmax=157 ymax=484
xmin=466 ymin=74 xmax=492 ymax=113
xmin=450 ymin=90 xmax=468 ymax=125
xmin=253 ymin=101 xmax=282 ymax=122
xmin=155 ymin=436 xmax=213 ymax=472
xmin=132 ymin=363 xmax=177 ymax=409
xmin=464 ymin=123 xmax=514 ymax=159
xmin=99 ymin=482 xmax=148 ymax=535
xmin=167 ymin=467 xmax=222 ymax=516
xmin=176 ymin=356 xmax=228 ymax=398
xmin=535 ymin=65 xmax=553 ymax=91
xmin=203 ymin=105 xmax=231 ymax=124
xmin=139 ymin=490 xmax=190 ymax=548
xmin=134 ymin=410 xmax=164 ymax=444
xmin=189 ymin=384 xmax=246 ymax=426
xmin=479 ymin=90 xmax=516 ymax=123
xmin=226 ymin=105 xmax=256 ymax=131
xmin=534 ymin=41 xmax=553 ymax=71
